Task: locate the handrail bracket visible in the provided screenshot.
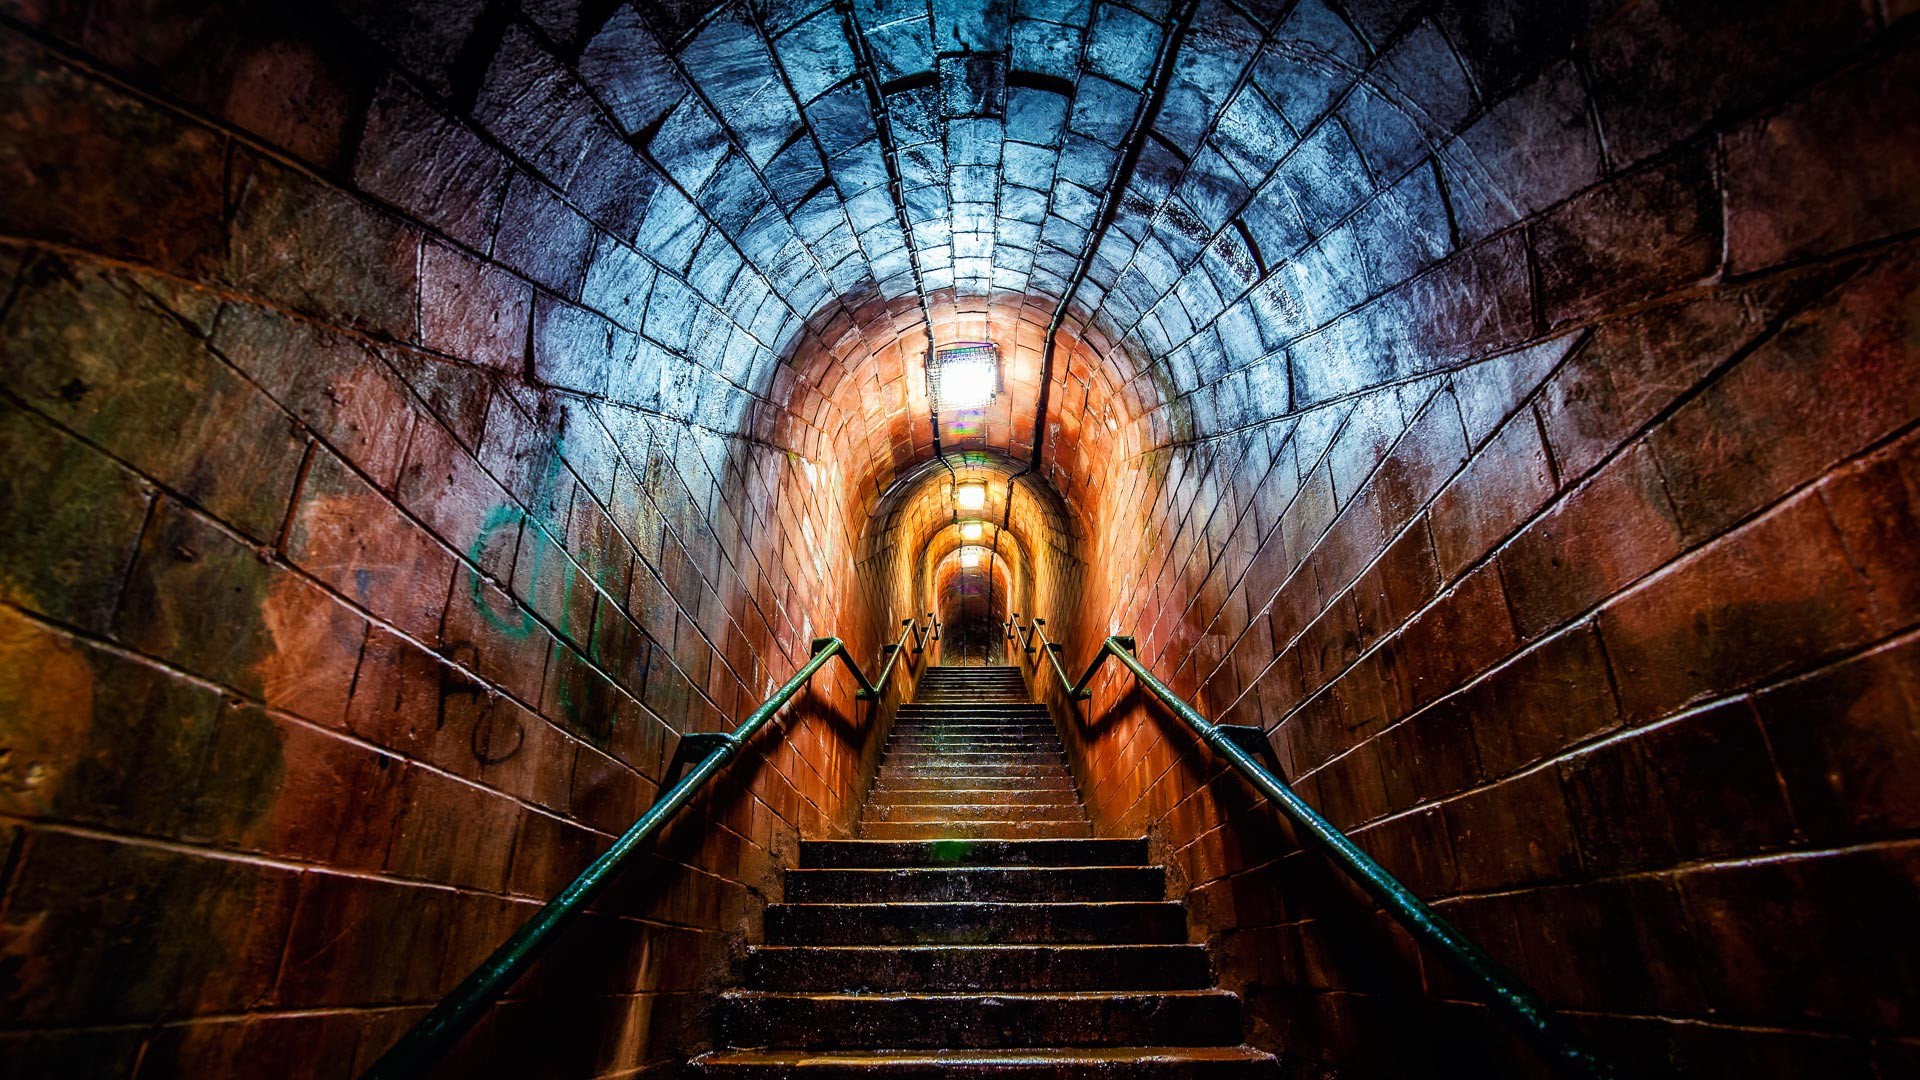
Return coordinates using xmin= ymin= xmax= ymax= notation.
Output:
xmin=663 ymin=731 xmax=735 ymax=785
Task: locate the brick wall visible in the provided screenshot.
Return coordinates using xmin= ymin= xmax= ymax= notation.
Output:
xmin=4 ymin=0 xmax=1918 ymax=1077
xmin=1036 ymin=4 xmax=1920 ymax=1076
xmin=0 ymin=3 xmax=899 ymax=1075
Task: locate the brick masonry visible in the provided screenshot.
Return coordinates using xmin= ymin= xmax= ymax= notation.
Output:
xmin=0 ymin=3 xmax=912 ymax=1075
xmin=0 ymin=1 xmax=1915 ymax=1078
xmin=1029 ymin=5 xmax=1920 ymax=1078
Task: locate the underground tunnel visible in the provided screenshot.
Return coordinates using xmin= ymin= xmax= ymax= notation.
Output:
xmin=0 ymin=0 xmax=1917 ymax=1076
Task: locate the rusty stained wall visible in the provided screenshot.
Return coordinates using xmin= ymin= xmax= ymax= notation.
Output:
xmin=1 ymin=0 xmax=1919 ymax=1078
xmin=1035 ymin=3 xmax=1920 ymax=1077
xmin=0 ymin=2 xmax=897 ymax=1076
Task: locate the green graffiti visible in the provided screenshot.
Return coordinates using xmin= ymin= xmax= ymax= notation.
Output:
xmin=460 ymin=436 xmax=628 ymax=745
xmin=467 ymin=501 xmax=538 ymax=637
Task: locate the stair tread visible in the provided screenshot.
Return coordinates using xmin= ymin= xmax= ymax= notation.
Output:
xmin=697 ymin=1047 xmax=1274 ymax=1063
xmin=789 ymin=866 xmax=1145 ymax=875
xmin=748 ymin=943 xmax=1200 ymax=952
xmin=724 ymin=989 xmax=1237 ymax=1003
xmin=773 ymin=900 xmax=1179 ymax=910
xmin=713 ymin=678 xmax=1267 ymax=1070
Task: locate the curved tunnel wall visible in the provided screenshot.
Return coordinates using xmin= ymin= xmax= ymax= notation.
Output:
xmin=0 ymin=0 xmax=1916 ymax=1078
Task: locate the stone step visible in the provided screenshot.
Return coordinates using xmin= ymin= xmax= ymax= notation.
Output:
xmin=878 ymin=763 xmax=1071 ymax=779
xmin=870 ymin=777 xmax=1076 ymax=792
xmin=879 ymin=730 xmax=1059 ymax=737
xmin=894 ymin=714 xmax=1059 ymax=722
xmin=879 ymin=757 xmax=1075 ymax=772
xmin=882 ymin=751 xmax=1065 ymax=766
xmin=859 ymin=820 xmax=1092 ymax=841
xmin=784 ymin=866 xmax=1161 ymax=904
xmin=861 ymin=804 xmax=1086 ymax=824
xmin=875 ymin=774 xmax=1074 ymax=789
xmin=766 ymin=901 xmax=1187 ymax=946
xmin=882 ymin=744 xmax=1060 ymax=755
xmin=899 ymin=706 xmax=1043 ymax=712
xmin=891 ymin=723 xmax=1050 ymax=733
xmin=802 ymin=839 xmax=1149 ymax=869
xmin=688 ymin=1046 xmax=1282 ymax=1078
xmin=897 ymin=705 xmax=1047 ymax=713
xmin=720 ymin=990 xmax=1244 ymax=1050
xmin=870 ymin=787 xmax=1074 ymax=805
xmin=900 ymin=701 xmax=1041 ymax=709
xmin=892 ymin=718 xmax=1050 ymax=726
xmin=889 ymin=723 xmax=1054 ymax=733
xmin=743 ymin=944 xmax=1213 ymax=992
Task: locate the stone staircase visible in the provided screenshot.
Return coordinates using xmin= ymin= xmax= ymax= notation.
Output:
xmin=691 ymin=666 xmax=1280 ymax=1077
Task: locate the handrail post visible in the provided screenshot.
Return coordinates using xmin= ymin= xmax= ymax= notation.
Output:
xmin=1028 ymin=619 xmax=1088 ymax=699
xmin=1015 ymin=616 xmax=1036 ymax=656
xmin=820 ymin=635 xmax=885 ymax=700
xmin=864 ymin=619 xmax=923 ymax=695
xmin=1068 ymin=634 xmax=1129 ymax=697
xmin=1089 ymin=635 xmax=1618 ymax=1080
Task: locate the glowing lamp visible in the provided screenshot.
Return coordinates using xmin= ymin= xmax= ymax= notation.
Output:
xmin=955 ymin=482 xmax=987 ymax=510
xmin=933 ymin=342 xmax=1000 ymax=408
xmin=960 ymin=521 xmax=984 ymax=541
xmin=960 ymin=548 xmax=982 ymax=568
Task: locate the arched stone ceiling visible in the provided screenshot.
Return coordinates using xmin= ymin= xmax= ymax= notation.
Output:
xmin=599 ymin=0 xmax=1302 ymax=504
xmin=578 ymin=0 xmax=1563 ymax=535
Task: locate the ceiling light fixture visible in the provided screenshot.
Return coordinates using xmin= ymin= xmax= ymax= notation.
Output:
xmin=960 ymin=521 xmax=984 ymax=541
xmin=955 ymin=482 xmax=987 ymax=510
xmin=931 ymin=342 xmax=999 ymax=409
xmin=960 ymin=547 xmax=982 ymax=568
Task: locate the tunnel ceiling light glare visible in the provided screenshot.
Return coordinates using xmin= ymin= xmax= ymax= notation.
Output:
xmin=955 ymin=482 xmax=987 ymax=510
xmin=933 ymin=343 xmax=999 ymax=409
xmin=960 ymin=521 xmax=984 ymax=540
xmin=960 ymin=547 xmax=982 ymax=568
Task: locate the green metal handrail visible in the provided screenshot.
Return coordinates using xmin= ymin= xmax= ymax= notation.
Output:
xmin=1025 ymin=618 xmax=1085 ymax=699
xmin=363 ymin=630 xmax=911 ymax=1078
xmin=1019 ymin=620 xmax=1618 ymax=1080
xmin=867 ymin=618 xmax=926 ymax=691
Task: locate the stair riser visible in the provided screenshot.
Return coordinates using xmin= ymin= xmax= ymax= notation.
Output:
xmin=860 ymin=821 xmax=1092 ymax=840
xmin=894 ymin=714 xmax=1059 ymax=722
xmin=898 ymin=703 xmax=1042 ymax=710
xmin=883 ymin=753 xmax=1067 ymax=760
xmin=887 ymin=730 xmax=1059 ymax=737
xmin=721 ymin=993 xmax=1244 ymax=1050
xmin=766 ymin=903 xmax=1187 ymax=945
xmin=879 ymin=772 xmax=1075 ymax=780
xmin=867 ymin=780 xmax=1075 ymax=799
xmin=744 ymin=945 xmax=1213 ymax=992
xmin=786 ymin=867 xmax=1161 ymax=904
xmin=871 ymin=779 xmax=1075 ymax=793
xmin=893 ymin=712 xmax=1050 ymax=719
xmin=802 ymin=839 xmax=1149 ymax=868
xmin=861 ymin=805 xmax=1086 ymax=824
xmin=895 ymin=708 xmax=1048 ymax=715
xmin=687 ymin=1053 xmax=1279 ymax=1077
xmin=701 ymin=666 xmax=1276 ymax=1079
xmin=888 ymin=728 xmax=1055 ymax=738
xmin=879 ymin=765 xmax=1070 ymax=779
xmin=879 ymin=745 xmax=1059 ymax=753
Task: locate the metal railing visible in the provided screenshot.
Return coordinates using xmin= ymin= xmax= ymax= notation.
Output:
xmin=363 ymin=623 xmax=925 ymax=1078
xmin=1015 ymin=618 xmax=1618 ymax=1080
